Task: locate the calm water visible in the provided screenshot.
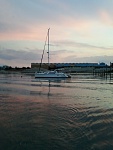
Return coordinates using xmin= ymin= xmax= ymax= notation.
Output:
xmin=0 ymin=73 xmax=113 ymax=150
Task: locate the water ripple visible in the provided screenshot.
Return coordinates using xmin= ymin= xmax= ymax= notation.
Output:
xmin=0 ymin=73 xmax=113 ymax=150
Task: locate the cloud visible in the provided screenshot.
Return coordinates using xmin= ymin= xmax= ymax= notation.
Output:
xmin=0 ymin=49 xmax=41 ymax=60
xmin=0 ymin=48 xmax=42 ymax=67
xmin=0 ymin=48 xmax=112 ymax=67
xmin=53 ymin=40 xmax=113 ymax=51
xmin=62 ymin=55 xmax=113 ymax=65
xmin=99 ymin=10 xmax=113 ymax=26
xmin=0 ymin=0 xmax=113 ymax=41
xmin=0 ymin=0 xmax=113 ymax=67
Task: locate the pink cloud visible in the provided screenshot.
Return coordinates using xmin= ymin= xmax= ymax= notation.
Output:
xmin=0 ymin=24 xmax=50 ymax=41
xmin=99 ymin=10 xmax=113 ymax=26
xmin=60 ymin=16 xmax=92 ymax=30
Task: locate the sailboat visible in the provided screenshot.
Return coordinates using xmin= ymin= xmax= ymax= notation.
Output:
xmin=35 ymin=28 xmax=71 ymax=78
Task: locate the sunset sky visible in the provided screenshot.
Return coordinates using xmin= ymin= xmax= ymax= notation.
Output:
xmin=0 ymin=0 xmax=113 ymax=67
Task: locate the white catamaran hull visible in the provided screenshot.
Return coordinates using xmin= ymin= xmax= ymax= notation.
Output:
xmin=35 ymin=71 xmax=70 ymax=78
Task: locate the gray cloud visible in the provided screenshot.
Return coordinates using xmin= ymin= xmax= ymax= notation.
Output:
xmin=54 ymin=40 xmax=113 ymax=50
xmin=63 ymin=55 xmax=113 ymax=65
xmin=0 ymin=49 xmax=40 ymax=61
xmin=0 ymin=48 xmax=112 ymax=67
xmin=0 ymin=48 xmax=45 ymax=67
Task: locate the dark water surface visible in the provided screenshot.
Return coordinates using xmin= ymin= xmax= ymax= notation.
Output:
xmin=0 ymin=73 xmax=113 ymax=150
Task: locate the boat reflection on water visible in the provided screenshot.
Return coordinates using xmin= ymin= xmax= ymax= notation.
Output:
xmin=35 ymin=77 xmax=70 ymax=82
xmin=32 ymin=77 xmax=71 ymax=96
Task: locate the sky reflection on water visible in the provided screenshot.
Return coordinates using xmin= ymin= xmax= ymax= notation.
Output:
xmin=0 ymin=73 xmax=113 ymax=150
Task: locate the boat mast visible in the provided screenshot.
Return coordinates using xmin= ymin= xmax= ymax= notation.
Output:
xmin=48 ymin=28 xmax=50 ymax=70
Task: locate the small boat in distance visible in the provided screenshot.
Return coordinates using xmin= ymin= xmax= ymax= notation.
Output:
xmin=35 ymin=28 xmax=71 ymax=78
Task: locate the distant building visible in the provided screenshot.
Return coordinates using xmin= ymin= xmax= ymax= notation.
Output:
xmin=31 ymin=62 xmax=108 ymax=69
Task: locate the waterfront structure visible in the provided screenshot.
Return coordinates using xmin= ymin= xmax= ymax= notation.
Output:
xmin=31 ymin=62 xmax=107 ymax=69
